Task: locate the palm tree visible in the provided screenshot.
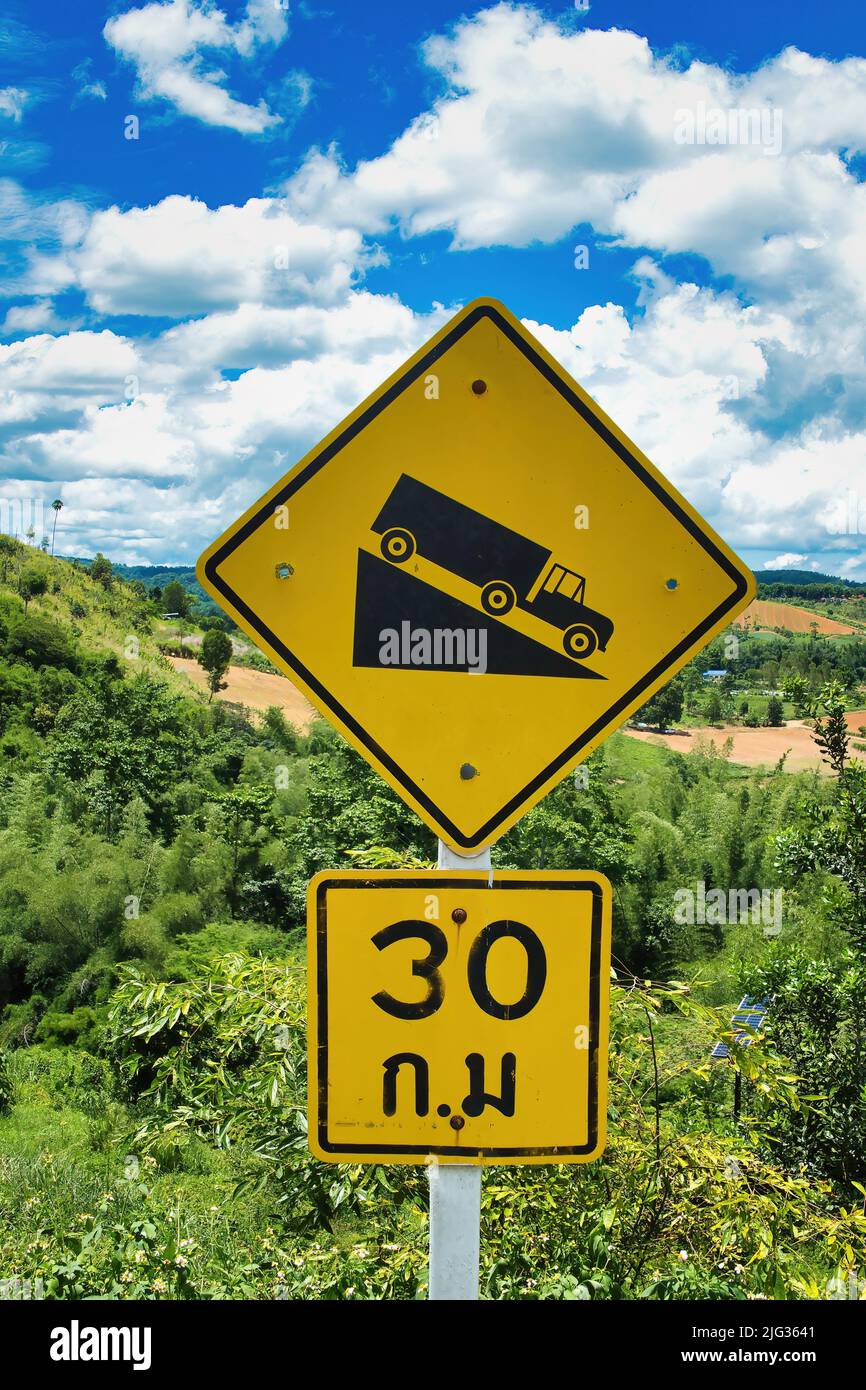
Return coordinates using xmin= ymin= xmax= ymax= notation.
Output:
xmin=50 ymin=499 xmax=63 ymax=556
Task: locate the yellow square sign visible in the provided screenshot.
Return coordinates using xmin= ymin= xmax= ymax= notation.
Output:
xmin=307 ymin=870 xmax=611 ymax=1165
xmin=198 ymin=297 xmax=754 ymax=853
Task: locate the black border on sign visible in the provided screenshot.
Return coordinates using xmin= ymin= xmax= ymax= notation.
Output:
xmin=205 ymin=303 xmax=750 ymax=849
xmin=314 ymin=876 xmax=604 ymax=1158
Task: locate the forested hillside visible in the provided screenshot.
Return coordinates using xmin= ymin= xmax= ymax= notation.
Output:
xmin=1 ymin=538 xmax=865 ymax=1299
xmin=64 ymin=558 xmax=224 ymax=623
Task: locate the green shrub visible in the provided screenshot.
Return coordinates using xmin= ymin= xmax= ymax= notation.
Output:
xmin=164 ymin=923 xmax=290 ymax=979
xmin=149 ymin=892 xmax=205 ymax=937
xmin=118 ymin=918 xmax=169 ymax=967
xmin=6 ymin=615 xmax=77 ymax=670
xmin=742 ymin=948 xmax=866 ymax=1187
xmin=261 ymin=705 xmax=299 ymax=752
xmin=100 ymin=958 xmax=866 ymax=1299
xmin=34 ymin=1006 xmax=100 ymax=1049
xmin=9 ymin=1044 xmax=114 ymax=1102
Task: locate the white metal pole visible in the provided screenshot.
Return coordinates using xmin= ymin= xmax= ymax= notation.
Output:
xmin=428 ymin=1163 xmax=481 ymax=1301
xmin=427 ymin=838 xmax=490 ymax=1301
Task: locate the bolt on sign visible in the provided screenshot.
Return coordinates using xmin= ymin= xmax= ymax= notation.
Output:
xmin=197 ymin=297 xmax=755 ymax=853
xmin=307 ymin=870 xmax=611 ymax=1165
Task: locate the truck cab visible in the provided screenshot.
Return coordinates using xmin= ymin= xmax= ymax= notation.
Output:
xmin=529 ymin=564 xmax=615 ymax=659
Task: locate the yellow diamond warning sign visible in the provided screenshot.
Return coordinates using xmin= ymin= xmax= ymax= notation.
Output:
xmin=197 ymin=297 xmax=755 ymax=852
xmin=307 ymin=870 xmax=612 ymax=1165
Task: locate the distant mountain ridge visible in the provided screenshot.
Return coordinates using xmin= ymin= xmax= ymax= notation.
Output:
xmin=64 ymin=558 xmax=199 ymax=582
xmin=62 ymin=558 xmax=217 ymax=614
xmin=106 ymin=563 xmax=201 ymax=590
xmin=758 ymin=569 xmax=861 ymax=587
xmin=63 ymin=558 xmax=863 ymax=609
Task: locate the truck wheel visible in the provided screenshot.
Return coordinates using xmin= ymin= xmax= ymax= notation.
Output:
xmin=563 ymin=624 xmax=598 ymax=660
xmin=380 ymin=528 xmax=416 ymax=563
xmin=481 ymin=581 xmax=516 ymax=616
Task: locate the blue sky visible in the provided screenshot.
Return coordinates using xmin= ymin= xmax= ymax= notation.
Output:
xmin=1 ymin=0 xmax=865 ymax=576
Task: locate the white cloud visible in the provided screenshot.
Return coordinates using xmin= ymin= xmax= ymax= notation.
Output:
xmin=719 ymin=431 xmax=866 ymax=555
xmin=2 ymin=275 xmax=861 ymax=570
xmin=21 ymin=395 xmax=195 ymax=482
xmin=0 ymin=288 xmax=860 ymax=572
xmin=72 ymin=60 xmax=108 ymax=103
xmin=0 ymin=330 xmax=140 ymax=441
xmin=0 ymin=293 xmax=448 ymax=559
xmin=285 ymin=6 xmax=866 ymax=315
xmin=0 ymin=87 xmax=27 ymax=122
xmin=147 ymin=291 xmax=439 ymax=382
xmin=23 ymin=194 xmax=373 ymax=316
xmin=509 ymin=270 xmax=864 ymax=576
xmin=0 ymin=330 xmax=137 ymax=394
xmin=0 ymin=300 xmax=60 ymax=335
xmin=2 ymin=8 xmax=865 ymax=576
xmin=104 ymin=0 xmax=289 ymax=134
xmin=763 ymin=553 xmax=808 ymax=569
xmin=0 ymin=180 xmax=89 ymax=255
xmin=272 ymin=7 xmax=865 ymax=581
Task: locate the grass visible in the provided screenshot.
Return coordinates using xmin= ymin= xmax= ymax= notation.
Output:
xmin=606 ymin=727 xmax=753 ymax=779
xmin=2 ymin=550 xmax=200 ymax=701
xmin=0 ymin=1047 xmax=294 ymax=1300
xmin=3 ymin=548 xmax=282 ymax=699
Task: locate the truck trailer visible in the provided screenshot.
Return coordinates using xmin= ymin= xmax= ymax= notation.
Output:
xmin=371 ymin=474 xmax=614 ymax=661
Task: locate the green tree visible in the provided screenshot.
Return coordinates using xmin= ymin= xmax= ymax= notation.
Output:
xmin=261 ymin=705 xmax=299 ymax=753
xmin=681 ymin=666 xmax=704 ymax=713
xmin=162 ymin=579 xmax=189 ymax=618
xmin=500 ymin=767 xmax=632 ymax=882
xmin=89 ymin=553 xmax=112 ymax=589
xmin=197 ymin=629 xmax=232 ymax=701
xmin=812 ymin=680 xmax=850 ymax=775
xmin=637 ymin=679 xmax=684 ymax=731
xmin=18 ymin=569 xmax=48 ymax=614
xmin=783 ymin=672 xmax=809 ymax=716
xmin=743 ymin=949 xmax=866 ymax=1187
xmin=705 ymin=689 xmax=722 ymax=724
xmin=286 ymin=741 xmax=433 ymax=916
xmin=0 ymin=535 xmax=16 ymax=582
xmin=48 ymin=671 xmax=197 ymax=837
xmin=766 ymin=696 xmax=785 ymax=727
xmin=773 ymin=682 xmax=866 ymax=948
xmin=50 ymin=499 xmax=63 ymax=556
xmin=211 ymin=783 xmax=284 ymax=918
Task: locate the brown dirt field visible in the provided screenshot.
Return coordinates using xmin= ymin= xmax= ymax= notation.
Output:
xmin=169 ymin=657 xmax=866 ymax=764
xmin=734 ymin=600 xmax=860 ymax=636
xmin=168 ymin=658 xmax=316 ymax=732
xmin=624 ymin=720 xmax=829 ymax=772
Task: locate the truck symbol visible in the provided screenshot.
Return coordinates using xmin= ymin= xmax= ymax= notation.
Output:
xmin=371 ymin=475 xmax=614 ymax=661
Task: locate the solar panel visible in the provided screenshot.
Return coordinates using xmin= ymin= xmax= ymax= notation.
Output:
xmin=710 ymin=995 xmax=769 ymax=1060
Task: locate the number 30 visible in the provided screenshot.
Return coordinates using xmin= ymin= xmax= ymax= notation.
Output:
xmin=371 ymin=919 xmax=547 ymax=1020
